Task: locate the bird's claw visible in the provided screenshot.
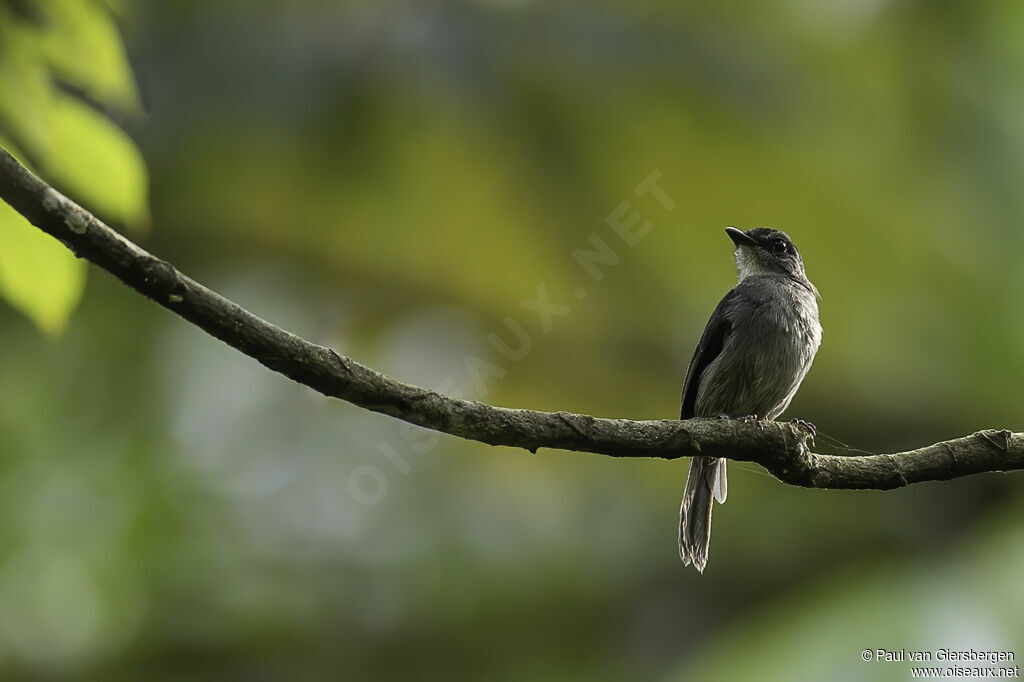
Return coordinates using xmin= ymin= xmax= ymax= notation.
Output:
xmin=789 ymin=418 xmax=817 ymax=440
xmin=740 ymin=415 xmax=764 ymax=432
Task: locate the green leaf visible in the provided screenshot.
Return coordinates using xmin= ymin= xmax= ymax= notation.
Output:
xmin=0 ymin=3 xmax=146 ymax=335
xmin=0 ymin=3 xmax=148 ymax=229
xmin=0 ymin=8 xmax=53 ymax=158
xmin=40 ymin=0 xmax=141 ymax=113
xmin=97 ymin=0 xmax=126 ymax=18
xmin=0 ymin=195 xmax=87 ymax=337
xmin=45 ymin=93 xmax=149 ymax=229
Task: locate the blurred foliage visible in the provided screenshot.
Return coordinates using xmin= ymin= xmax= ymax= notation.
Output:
xmin=0 ymin=0 xmax=146 ymax=334
xmin=1 ymin=0 xmax=1024 ymax=680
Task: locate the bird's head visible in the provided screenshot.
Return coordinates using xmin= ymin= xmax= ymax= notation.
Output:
xmin=725 ymin=227 xmax=815 ymax=293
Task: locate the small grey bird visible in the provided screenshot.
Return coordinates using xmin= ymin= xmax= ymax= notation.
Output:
xmin=678 ymin=227 xmax=822 ymax=573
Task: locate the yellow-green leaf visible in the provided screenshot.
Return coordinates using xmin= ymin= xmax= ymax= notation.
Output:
xmin=97 ymin=0 xmax=127 ymax=17
xmin=0 ymin=199 xmax=86 ymax=337
xmin=45 ymin=94 xmax=149 ymax=230
xmin=40 ymin=0 xmax=141 ymax=113
xmin=0 ymin=8 xmax=53 ymax=159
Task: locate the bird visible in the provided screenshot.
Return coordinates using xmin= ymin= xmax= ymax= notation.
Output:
xmin=678 ymin=227 xmax=822 ymax=573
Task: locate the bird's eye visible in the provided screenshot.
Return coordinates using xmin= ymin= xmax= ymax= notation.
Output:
xmin=773 ymin=239 xmax=789 ymax=254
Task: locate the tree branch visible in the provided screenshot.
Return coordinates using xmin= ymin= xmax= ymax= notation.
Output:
xmin=1 ymin=147 xmax=1021 ymax=489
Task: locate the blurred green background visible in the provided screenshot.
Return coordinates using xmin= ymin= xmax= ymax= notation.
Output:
xmin=1 ymin=1 xmax=1023 ymax=680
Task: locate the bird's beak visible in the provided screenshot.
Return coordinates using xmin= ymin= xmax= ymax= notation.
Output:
xmin=725 ymin=227 xmax=758 ymax=248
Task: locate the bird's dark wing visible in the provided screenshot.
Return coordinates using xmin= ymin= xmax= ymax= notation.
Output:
xmin=680 ymin=288 xmax=737 ymax=419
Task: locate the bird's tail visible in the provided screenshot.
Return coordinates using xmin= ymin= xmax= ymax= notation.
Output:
xmin=679 ymin=456 xmax=727 ymax=573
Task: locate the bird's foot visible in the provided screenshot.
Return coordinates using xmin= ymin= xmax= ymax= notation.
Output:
xmin=789 ymin=418 xmax=817 ymax=440
xmin=740 ymin=415 xmax=765 ymax=432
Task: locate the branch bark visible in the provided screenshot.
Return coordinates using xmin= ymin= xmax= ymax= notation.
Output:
xmin=1 ymin=147 xmax=1021 ymax=489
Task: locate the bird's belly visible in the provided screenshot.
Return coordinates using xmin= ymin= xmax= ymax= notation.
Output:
xmin=695 ymin=311 xmax=819 ymax=419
